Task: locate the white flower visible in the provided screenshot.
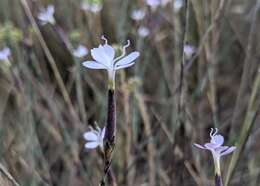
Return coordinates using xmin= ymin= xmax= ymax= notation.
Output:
xmin=194 ymin=128 xmax=236 ymax=174
xmin=146 ymin=0 xmax=161 ymax=8
xmin=73 ymin=45 xmax=88 ymax=58
xmin=82 ymin=36 xmax=140 ymax=88
xmin=184 ymin=44 xmax=195 ymax=58
xmin=131 ymin=9 xmax=146 ymax=21
xmin=0 ymin=47 xmax=11 ymax=61
xmin=174 ymin=0 xmax=183 ymax=12
xmin=81 ymin=2 xmax=103 ymax=13
xmin=84 ymin=127 xmax=105 ymax=150
xmin=138 ymin=26 xmax=150 ymax=38
xmin=38 ymin=5 xmax=55 ymax=25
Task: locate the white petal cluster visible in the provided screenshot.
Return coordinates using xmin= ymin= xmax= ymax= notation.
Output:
xmin=73 ymin=45 xmax=88 ymax=58
xmin=82 ymin=36 xmax=140 ymax=83
xmin=81 ymin=2 xmax=102 ymax=13
xmin=146 ymin=0 xmax=161 ymax=8
xmin=184 ymin=44 xmax=195 ymax=59
xmin=174 ymin=0 xmax=183 ymax=12
xmin=194 ymin=128 xmax=236 ymax=174
xmin=145 ymin=0 xmax=183 ymax=11
xmin=0 ymin=47 xmax=11 ymax=61
xmin=38 ymin=5 xmax=56 ymax=25
xmin=194 ymin=128 xmax=236 ymax=160
xmin=83 ymin=127 xmax=105 ymax=150
xmin=138 ymin=26 xmax=150 ymax=38
xmin=131 ymin=9 xmax=146 ymax=21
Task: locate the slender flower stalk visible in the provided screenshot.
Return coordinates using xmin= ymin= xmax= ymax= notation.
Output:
xmin=194 ymin=128 xmax=236 ymax=186
xmin=82 ymin=36 xmax=139 ymax=185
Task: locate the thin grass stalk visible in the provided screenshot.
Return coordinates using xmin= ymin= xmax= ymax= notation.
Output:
xmin=19 ymin=0 xmax=80 ymax=125
xmin=0 ymin=163 xmax=20 ymax=186
xmin=224 ymin=1 xmax=260 ymax=184
xmin=208 ymin=0 xmax=221 ymax=127
xmin=135 ymin=91 xmax=156 ymax=186
xmin=121 ymin=81 xmax=134 ymax=186
xmin=225 ymin=67 xmax=260 ymax=185
xmin=229 ymin=0 xmax=260 ymax=136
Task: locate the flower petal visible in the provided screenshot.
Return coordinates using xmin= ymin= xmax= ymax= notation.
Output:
xmin=38 ymin=13 xmax=48 ymax=22
xmin=211 ymin=134 xmax=224 ymax=146
xmin=85 ymin=142 xmax=99 ymax=149
xmin=205 ymin=143 xmax=219 ymax=149
xmin=47 ymin=5 xmax=55 ymax=14
xmin=82 ymin=61 xmax=108 ymax=70
xmin=220 ymin=146 xmax=236 ymax=156
xmin=101 ymin=127 xmax=106 ymax=139
xmin=115 ymin=52 xmax=140 ymax=70
xmin=103 ymin=44 xmax=115 ymax=61
xmin=83 ymin=131 xmax=98 ymax=141
xmin=0 ymin=47 xmax=10 ymax=60
xmin=194 ymin=143 xmax=206 ymax=149
xmin=91 ymin=46 xmax=112 ymax=67
xmin=215 ymin=146 xmax=229 ymax=154
xmin=73 ymin=45 xmax=88 ymax=58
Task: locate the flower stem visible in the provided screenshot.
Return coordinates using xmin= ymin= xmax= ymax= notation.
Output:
xmin=103 ymin=89 xmax=117 ymax=185
xmin=108 ymin=70 xmax=115 ymax=90
xmin=215 ymin=174 xmax=223 ymax=186
xmin=214 ymin=158 xmax=223 ymax=186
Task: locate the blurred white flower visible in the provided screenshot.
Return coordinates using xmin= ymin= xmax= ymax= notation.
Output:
xmin=146 ymin=0 xmax=160 ymax=9
xmin=138 ymin=26 xmax=150 ymax=38
xmin=73 ymin=45 xmax=88 ymax=58
xmin=0 ymin=47 xmax=11 ymax=61
xmin=184 ymin=44 xmax=195 ymax=58
xmin=131 ymin=9 xmax=146 ymax=21
xmin=81 ymin=2 xmax=102 ymax=13
xmin=38 ymin=5 xmax=55 ymax=25
xmin=82 ymin=36 xmax=140 ymax=88
xmin=84 ymin=127 xmax=105 ymax=150
xmin=194 ymin=128 xmax=236 ymax=174
xmin=174 ymin=0 xmax=183 ymax=12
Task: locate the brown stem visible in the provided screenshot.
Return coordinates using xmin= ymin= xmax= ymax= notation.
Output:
xmin=103 ymin=89 xmax=117 ymax=185
xmin=215 ymin=174 xmax=223 ymax=186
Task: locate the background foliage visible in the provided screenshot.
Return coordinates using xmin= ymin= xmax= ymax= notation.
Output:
xmin=0 ymin=0 xmax=259 ymax=185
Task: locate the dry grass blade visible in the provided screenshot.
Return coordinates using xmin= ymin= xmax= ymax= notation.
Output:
xmin=225 ymin=67 xmax=260 ymax=186
xmin=0 ymin=163 xmax=20 ymax=186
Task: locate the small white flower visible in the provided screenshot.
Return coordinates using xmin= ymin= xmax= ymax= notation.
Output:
xmin=0 ymin=47 xmax=11 ymax=61
xmin=38 ymin=5 xmax=56 ymax=25
xmin=174 ymin=0 xmax=183 ymax=12
xmin=184 ymin=44 xmax=195 ymax=58
xmin=138 ymin=26 xmax=150 ymax=38
xmin=73 ymin=45 xmax=88 ymax=58
xmin=146 ymin=0 xmax=161 ymax=8
xmin=131 ymin=9 xmax=146 ymax=21
xmin=82 ymin=36 xmax=140 ymax=88
xmin=84 ymin=127 xmax=105 ymax=150
xmin=81 ymin=2 xmax=103 ymax=13
xmin=194 ymin=128 xmax=236 ymax=174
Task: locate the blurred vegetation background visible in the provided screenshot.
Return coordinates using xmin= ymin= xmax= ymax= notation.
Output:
xmin=0 ymin=0 xmax=260 ymax=185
